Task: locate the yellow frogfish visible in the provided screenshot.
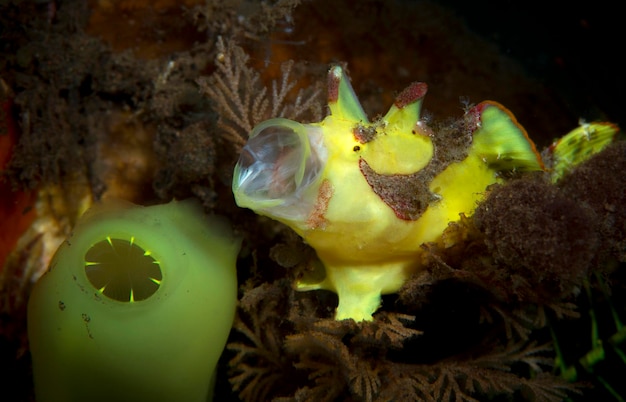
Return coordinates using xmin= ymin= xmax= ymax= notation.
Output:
xmin=232 ymin=65 xmax=618 ymax=321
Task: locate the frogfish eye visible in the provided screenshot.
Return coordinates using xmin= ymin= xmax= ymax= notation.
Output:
xmin=84 ymin=237 xmax=162 ymax=302
xmin=233 ymin=118 xmax=326 ymax=221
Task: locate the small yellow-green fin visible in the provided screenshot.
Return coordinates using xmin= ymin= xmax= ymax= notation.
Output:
xmin=382 ymin=82 xmax=428 ymax=134
xmin=469 ymin=101 xmax=544 ymax=172
xmin=548 ymin=121 xmax=619 ymax=183
xmin=327 ymin=66 xmax=368 ymax=123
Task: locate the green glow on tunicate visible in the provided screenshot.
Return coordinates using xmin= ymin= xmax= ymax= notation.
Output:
xmin=28 ymin=199 xmax=241 ymax=402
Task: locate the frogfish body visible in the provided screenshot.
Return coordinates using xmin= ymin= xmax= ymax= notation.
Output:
xmin=233 ymin=65 xmax=618 ymax=321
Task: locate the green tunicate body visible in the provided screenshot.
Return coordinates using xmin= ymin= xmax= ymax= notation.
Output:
xmin=28 ymin=199 xmax=240 ymax=402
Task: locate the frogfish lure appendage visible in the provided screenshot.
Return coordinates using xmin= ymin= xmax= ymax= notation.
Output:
xmin=232 ymin=65 xmax=619 ymax=321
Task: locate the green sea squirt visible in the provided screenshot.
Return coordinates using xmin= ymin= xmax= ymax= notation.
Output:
xmin=28 ymin=199 xmax=241 ymax=402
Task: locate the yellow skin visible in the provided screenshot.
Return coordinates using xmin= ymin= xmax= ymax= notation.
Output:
xmin=233 ymin=66 xmax=612 ymax=321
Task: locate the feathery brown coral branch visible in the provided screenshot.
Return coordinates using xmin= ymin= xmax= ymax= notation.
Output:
xmin=199 ymin=36 xmax=265 ymax=147
xmin=227 ymin=281 xmax=295 ymax=401
xmin=198 ymin=37 xmax=322 ymax=151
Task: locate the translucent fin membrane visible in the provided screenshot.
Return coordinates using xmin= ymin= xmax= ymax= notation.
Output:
xmin=470 ymin=101 xmax=544 ymax=172
xmin=233 ymin=118 xmax=326 ymax=222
